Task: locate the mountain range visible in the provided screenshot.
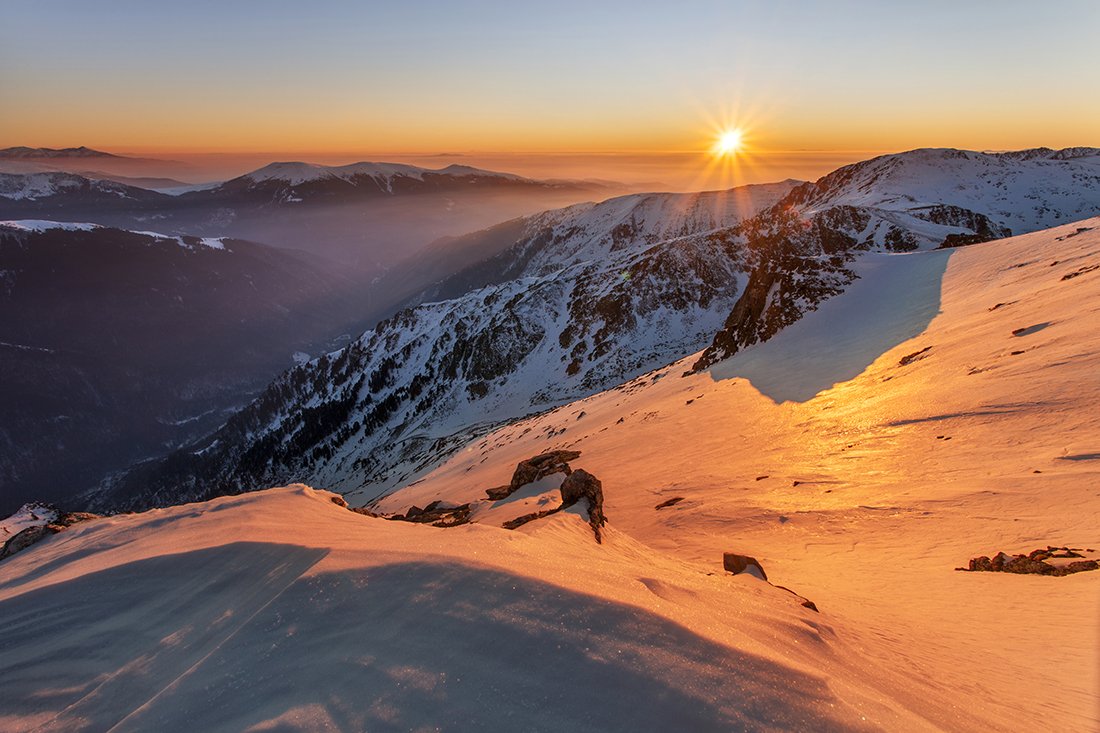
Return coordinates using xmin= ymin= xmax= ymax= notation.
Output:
xmin=88 ymin=147 xmax=1100 ymax=511
xmin=0 ymin=146 xmax=128 ymax=160
xmin=3 ymin=203 xmax=1098 ymax=733
xmin=0 ymin=158 xmax=619 ymax=275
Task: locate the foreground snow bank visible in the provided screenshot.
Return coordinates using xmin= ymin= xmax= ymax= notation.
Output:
xmin=0 ymin=485 xmax=937 ymax=732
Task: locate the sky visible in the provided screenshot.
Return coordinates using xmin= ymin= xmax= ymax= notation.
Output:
xmin=1 ymin=0 xmax=1098 ymax=188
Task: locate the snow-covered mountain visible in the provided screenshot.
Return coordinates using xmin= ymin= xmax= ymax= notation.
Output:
xmin=92 ymin=148 xmax=1100 ymax=511
xmin=373 ymin=218 xmax=1100 ymax=732
xmin=0 ymin=171 xmax=164 ymax=204
xmin=4 ymin=220 xmax=1098 ymax=731
xmin=0 ymin=221 xmax=372 ymax=513
xmin=243 ymin=160 xmax=528 ymax=186
xmin=183 ymin=160 xmax=599 ymax=207
xmin=788 ymin=147 xmax=1100 ymax=234
xmin=399 ymin=180 xmax=804 ymax=306
xmin=94 ymin=181 xmax=808 ymax=508
xmin=0 ymin=162 xmax=621 ymax=278
xmin=690 ymin=147 xmax=1100 ymax=368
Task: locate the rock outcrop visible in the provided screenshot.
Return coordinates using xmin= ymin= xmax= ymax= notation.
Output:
xmin=0 ymin=511 xmax=100 ymax=561
xmin=957 ymin=547 xmax=1099 ymax=576
xmin=723 ymin=552 xmax=819 ymax=611
xmin=388 ymin=500 xmax=473 ymax=528
xmin=486 ymin=450 xmax=581 ymax=501
xmin=723 ymin=553 xmax=768 ymax=581
xmin=559 ymin=469 xmax=607 ymax=543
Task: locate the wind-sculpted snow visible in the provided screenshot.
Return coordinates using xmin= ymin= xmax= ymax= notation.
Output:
xmin=0 ymin=485 xmax=927 ymax=732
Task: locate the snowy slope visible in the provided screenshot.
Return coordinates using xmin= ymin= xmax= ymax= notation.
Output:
xmin=479 ymin=181 xmax=804 ymax=275
xmin=383 ymin=218 xmax=1100 ymax=732
xmin=788 ymin=147 xmax=1100 ymax=239
xmin=0 ymin=485 xmax=968 ymax=732
xmin=0 ymin=220 xmax=227 ymax=249
xmin=0 ymin=220 xmax=100 ymax=233
xmin=0 ymin=171 xmax=156 ymax=201
xmin=92 ymin=181 xmax=811 ymax=509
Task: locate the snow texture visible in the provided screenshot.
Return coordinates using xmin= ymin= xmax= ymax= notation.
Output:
xmin=389 ymin=218 xmax=1100 ymax=732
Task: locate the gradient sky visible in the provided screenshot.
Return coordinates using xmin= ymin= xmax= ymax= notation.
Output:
xmin=1 ymin=0 xmax=1098 ymax=183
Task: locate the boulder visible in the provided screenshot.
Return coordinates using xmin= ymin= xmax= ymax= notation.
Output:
xmin=968 ymin=556 xmax=993 ymax=572
xmin=485 ymin=485 xmax=513 ymax=501
xmin=723 ymin=553 xmax=768 ymax=581
xmin=487 ymin=450 xmax=582 ymax=501
xmin=559 ymin=469 xmax=607 ymax=542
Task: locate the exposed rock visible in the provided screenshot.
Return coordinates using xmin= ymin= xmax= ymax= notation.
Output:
xmin=485 ymin=485 xmax=513 ymax=501
xmin=1061 ymin=263 xmax=1099 ymax=281
xmin=54 ymin=512 xmax=99 ymax=527
xmin=486 ymin=450 xmax=582 ymax=501
xmin=773 ymin=584 xmax=819 ymax=612
xmin=386 ymin=500 xmax=472 ymax=528
xmin=898 ymin=346 xmax=933 ymax=366
xmin=0 ymin=511 xmax=101 ymax=560
xmin=654 ymin=497 xmax=685 ymax=510
xmin=690 ymin=207 xmax=859 ymax=372
xmin=723 ymin=553 xmax=768 ymax=581
xmin=0 ymin=525 xmax=60 ymax=560
xmin=957 ymin=547 xmax=1100 ymax=576
xmin=559 ymin=469 xmax=607 ymax=543
xmin=967 ymin=556 xmax=993 ymax=571
xmin=329 ymin=495 xmax=348 ymax=508
xmin=501 ymin=507 xmax=562 ymax=530
xmin=915 ymin=204 xmax=1010 ymax=246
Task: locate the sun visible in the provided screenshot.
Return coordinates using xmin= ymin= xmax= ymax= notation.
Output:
xmin=715 ymin=128 xmax=744 ymax=156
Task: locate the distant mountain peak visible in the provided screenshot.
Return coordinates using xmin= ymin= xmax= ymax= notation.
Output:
xmin=0 ymin=146 xmax=122 ymax=160
xmin=239 ymin=160 xmax=531 ymax=186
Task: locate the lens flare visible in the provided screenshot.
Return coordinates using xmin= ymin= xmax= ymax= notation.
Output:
xmin=715 ymin=129 xmax=744 ymax=156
